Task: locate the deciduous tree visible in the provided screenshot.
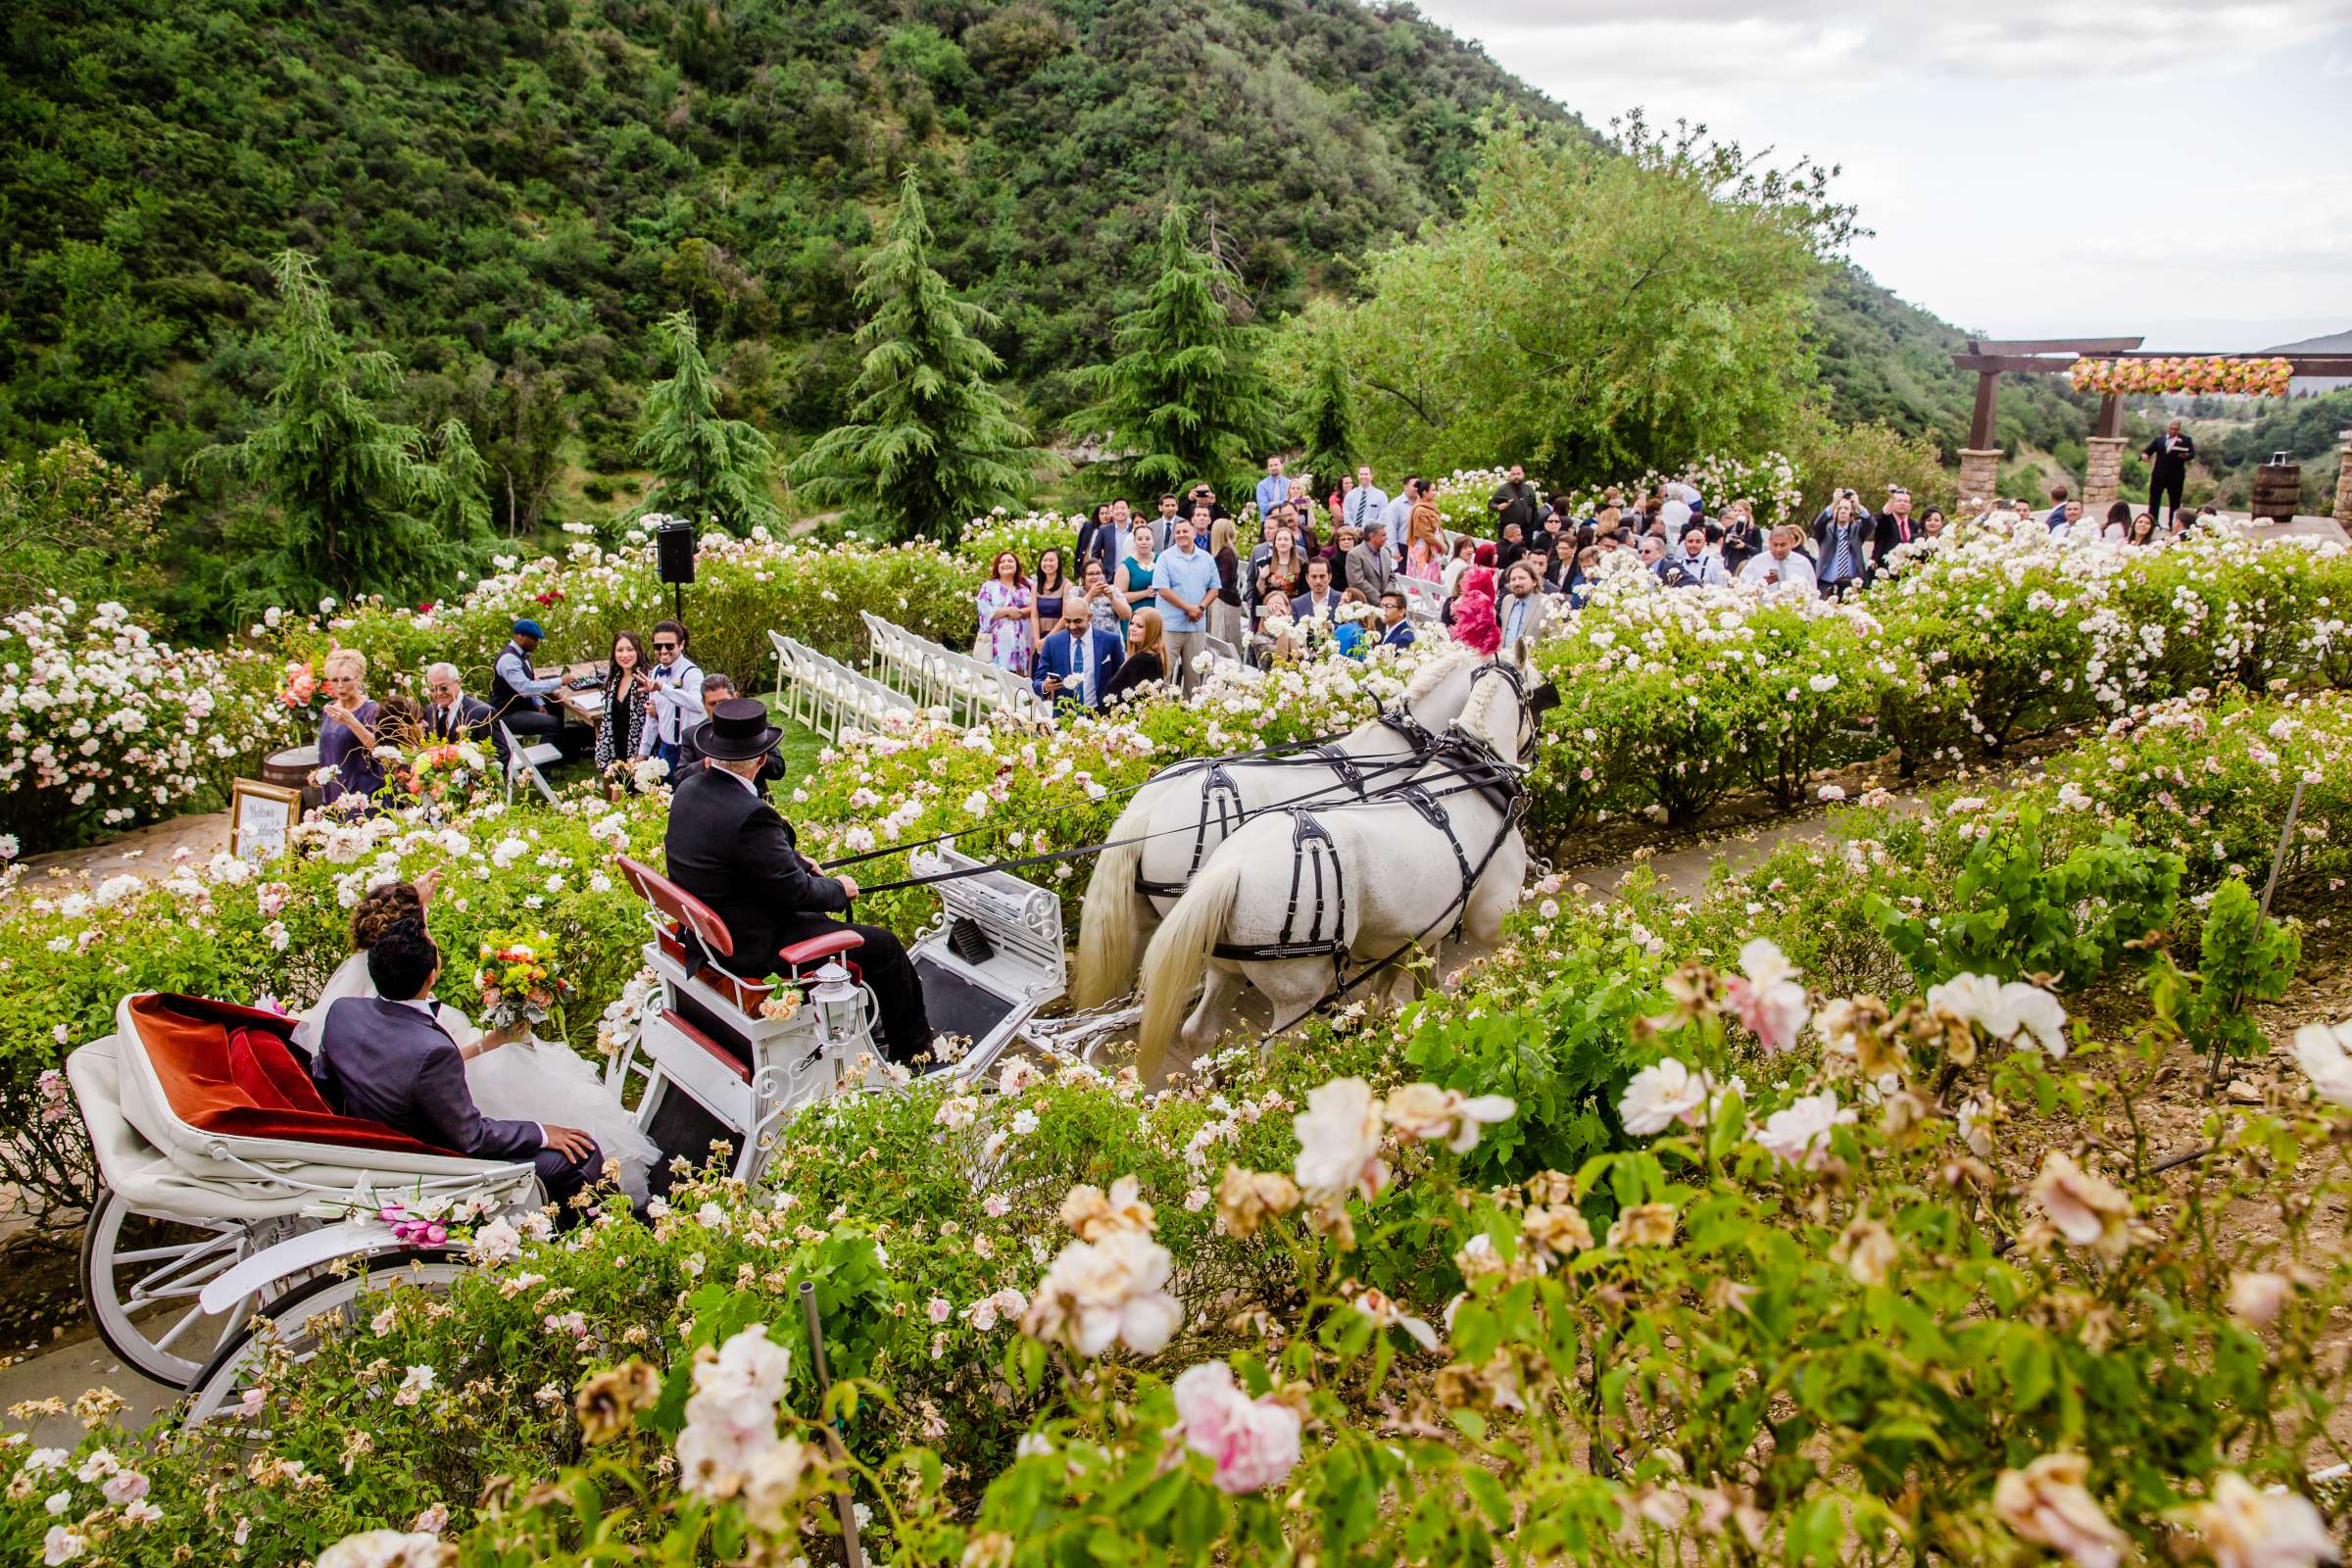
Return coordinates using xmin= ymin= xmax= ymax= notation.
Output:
xmin=1304 ymin=114 xmax=1855 ymax=481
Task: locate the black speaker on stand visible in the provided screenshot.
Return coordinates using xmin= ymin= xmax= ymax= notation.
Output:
xmin=656 ymin=516 xmax=697 ymax=621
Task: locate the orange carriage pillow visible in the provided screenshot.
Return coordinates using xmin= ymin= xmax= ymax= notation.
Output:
xmin=129 ymin=993 xmax=456 ymax=1156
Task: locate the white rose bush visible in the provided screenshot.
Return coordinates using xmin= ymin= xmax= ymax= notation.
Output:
xmin=0 ymin=598 xmax=299 ymax=853
xmin=14 ymin=911 xmax=2348 ymax=1568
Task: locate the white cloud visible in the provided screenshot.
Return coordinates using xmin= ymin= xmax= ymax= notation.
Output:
xmin=1414 ymin=2 xmax=2352 ymax=349
xmin=1448 ymin=1 xmax=2352 ymax=82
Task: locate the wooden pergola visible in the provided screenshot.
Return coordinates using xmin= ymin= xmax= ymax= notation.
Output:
xmin=1949 ymin=338 xmax=2352 ymax=515
xmin=1954 ymin=339 xmax=2352 ymax=444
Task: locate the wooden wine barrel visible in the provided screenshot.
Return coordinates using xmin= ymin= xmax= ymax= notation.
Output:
xmin=2251 ymin=464 xmax=2302 ymax=523
xmin=261 ymin=744 xmax=322 ymax=810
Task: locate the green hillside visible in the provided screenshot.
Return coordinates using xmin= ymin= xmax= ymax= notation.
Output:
xmin=1 ymin=0 xmax=2083 ymax=619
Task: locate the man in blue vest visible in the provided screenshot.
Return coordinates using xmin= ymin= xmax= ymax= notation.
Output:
xmin=490 ymin=618 xmax=564 ymax=759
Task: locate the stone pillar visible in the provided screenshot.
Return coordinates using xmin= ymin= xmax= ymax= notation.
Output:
xmin=2336 ymin=430 xmax=2352 ymax=526
xmin=1958 ymin=448 xmax=2002 ymax=513
xmin=2083 ymin=435 xmax=2127 ymax=512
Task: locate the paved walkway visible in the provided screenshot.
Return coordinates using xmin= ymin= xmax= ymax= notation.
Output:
xmin=18 ymin=811 xmax=231 ymax=884
xmin=0 ymin=1335 xmax=177 ymax=1448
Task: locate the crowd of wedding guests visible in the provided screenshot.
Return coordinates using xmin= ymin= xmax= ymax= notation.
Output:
xmin=965 ymin=453 xmax=2230 ymax=722
xmin=320 ymin=453 xmax=2229 ymax=808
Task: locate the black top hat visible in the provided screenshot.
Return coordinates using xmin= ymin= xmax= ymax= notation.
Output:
xmin=698 ymin=697 xmax=782 ymax=761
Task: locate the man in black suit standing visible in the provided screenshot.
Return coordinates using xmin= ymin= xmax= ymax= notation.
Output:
xmin=312 ymin=919 xmax=605 ymax=1211
xmin=2142 ymin=419 xmax=2195 ymax=528
xmin=1871 ymin=486 xmax=1919 ymax=567
xmin=663 ymin=699 xmax=935 ymax=1063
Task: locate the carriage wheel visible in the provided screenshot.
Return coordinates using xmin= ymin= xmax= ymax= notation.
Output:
xmin=78 ymin=1186 xmax=261 ymax=1390
xmin=182 ymin=1253 xmax=468 ymax=1430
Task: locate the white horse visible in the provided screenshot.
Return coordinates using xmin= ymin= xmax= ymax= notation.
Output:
xmin=1072 ymin=646 xmax=1489 ymax=1006
xmin=1133 ymin=652 xmax=1540 ymax=1080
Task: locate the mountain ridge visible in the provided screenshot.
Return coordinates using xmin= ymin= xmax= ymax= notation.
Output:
xmin=0 ymin=0 xmax=2071 ymax=506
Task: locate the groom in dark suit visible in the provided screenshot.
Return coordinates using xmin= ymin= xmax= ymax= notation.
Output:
xmin=312 ymin=918 xmax=605 ymax=1210
xmin=663 ymin=699 xmax=935 ymax=1062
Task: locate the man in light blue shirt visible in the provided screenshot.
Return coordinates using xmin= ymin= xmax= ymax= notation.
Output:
xmin=1153 ymin=514 xmax=1223 ymax=694
xmin=1381 ymin=477 xmax=1417 ymax=558
xmin=1343 ymin=465 xmax=1388 ymax=538
xmin=1254 ymin=456 xmax=1291 ymax=521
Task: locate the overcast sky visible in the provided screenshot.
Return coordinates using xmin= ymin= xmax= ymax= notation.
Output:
xmin=1410 ymin=0 xmax=2352 ymax=351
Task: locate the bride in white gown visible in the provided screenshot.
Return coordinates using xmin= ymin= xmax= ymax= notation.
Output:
xmin=291 ymin=872 xmax=657 ymax=1201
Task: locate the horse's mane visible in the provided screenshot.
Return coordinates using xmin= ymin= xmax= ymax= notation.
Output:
xmin=1400 ymin=645 xmax=1479 ymax=706
xmin=1456 ymin=661 xmax=1522 ymax=760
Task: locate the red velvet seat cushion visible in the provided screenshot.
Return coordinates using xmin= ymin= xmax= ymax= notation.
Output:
xmin=130 ymin=994 xmax=455 ymax=1156
xmin=226 ymin=1026 xmax=333 ymax=1115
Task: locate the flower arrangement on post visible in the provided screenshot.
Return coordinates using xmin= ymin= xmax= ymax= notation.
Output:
xmin=471 ymin=928 xmax=571 ymax=1039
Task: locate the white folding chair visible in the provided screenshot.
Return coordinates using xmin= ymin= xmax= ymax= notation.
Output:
xmin=499 ymin=720 xmax=563 ymax=806
xmin=780 ymin=629 xmax=808 ymax=719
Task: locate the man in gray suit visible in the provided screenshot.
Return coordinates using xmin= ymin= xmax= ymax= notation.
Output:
xmin=1346 ymin=518 xmax=1396 ymax=601
xmin=312 ymin=918 xmax=605 ymax=1211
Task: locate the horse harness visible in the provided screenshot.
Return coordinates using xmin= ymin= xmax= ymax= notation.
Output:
xmin=1132 ymin=725 xmax=1429 ymax=902
xmin=1207 ymin=719 xmax=1530 ymax=987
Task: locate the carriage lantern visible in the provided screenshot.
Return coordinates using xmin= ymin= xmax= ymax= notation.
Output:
xmin=806 ymin=960 xmax=865 ymax=1047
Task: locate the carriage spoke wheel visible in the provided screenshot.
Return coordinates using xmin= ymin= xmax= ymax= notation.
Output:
xmin=183 ymin=1253 xmax=468 ymax=1431
xmin=78 ymin=1185 xmax=260 ymax=1391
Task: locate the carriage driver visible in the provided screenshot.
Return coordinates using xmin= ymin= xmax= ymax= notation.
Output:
xmin=662 ymin=698 xmax=937 ymax=1063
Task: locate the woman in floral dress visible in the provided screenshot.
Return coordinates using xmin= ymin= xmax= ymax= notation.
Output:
xmin=976 ymin=552 xmax=1035 ymax=674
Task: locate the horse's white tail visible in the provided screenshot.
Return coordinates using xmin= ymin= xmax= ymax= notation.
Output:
xmin=1074 ymin=829 xmax=1147 ymax=1008
xmin=1135 ymin=857 xmax=1243 ymax=1083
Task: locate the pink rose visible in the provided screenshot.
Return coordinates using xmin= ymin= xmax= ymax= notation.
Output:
xmin=1172 ymin=1361 xmax=1301 ymax=1494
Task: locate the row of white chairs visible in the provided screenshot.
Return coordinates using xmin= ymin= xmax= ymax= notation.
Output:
xmin=862 ymin=612 xmax=1047 ymax=726
xmin=768 ymin=631 xmax=920 ymax=742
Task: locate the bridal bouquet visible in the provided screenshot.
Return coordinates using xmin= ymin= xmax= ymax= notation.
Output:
xmin=472 ymin=928 xmax=572 ymax=1032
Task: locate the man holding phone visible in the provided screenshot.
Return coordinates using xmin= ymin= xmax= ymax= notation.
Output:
xmin=1032 ymin=600 xmax=1125 ymax=718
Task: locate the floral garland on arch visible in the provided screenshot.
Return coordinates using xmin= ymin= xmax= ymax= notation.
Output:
xmin=2068 ymin=356 xmax=2294 ymax=398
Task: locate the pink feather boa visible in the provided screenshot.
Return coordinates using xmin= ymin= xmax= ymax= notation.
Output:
xmin=1449 ymin=566 xmax=1501 ymax=656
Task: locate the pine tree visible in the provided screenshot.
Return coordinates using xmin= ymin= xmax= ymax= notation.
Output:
xmin=1295 ymin=327 xmax=1355 ymax=498
xmin=635 ymin=310 xmax=781 ymax=535
xmin=199 ymin=250 xmax=484 ymax=611
xmin=790 ymin=169 xmax=1041 ymax=541
xmin=1078 ymin=203 xmax=1278 ymax=499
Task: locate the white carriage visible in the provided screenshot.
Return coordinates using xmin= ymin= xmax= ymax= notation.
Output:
xmin=70 ymin=846 xmax=1070 ymax=1424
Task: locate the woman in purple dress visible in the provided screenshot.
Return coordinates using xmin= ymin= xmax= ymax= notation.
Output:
xmin=318 ymin=647 xmax=386 ymax=809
